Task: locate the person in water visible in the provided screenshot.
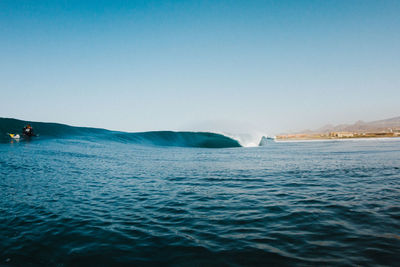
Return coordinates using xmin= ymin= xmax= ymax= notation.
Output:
xmin=22 ymin=124 xmax=35 ymax=137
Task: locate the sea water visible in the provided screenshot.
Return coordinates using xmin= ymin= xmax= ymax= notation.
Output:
xmin=1 ymin=137 xmax=400 ymax=266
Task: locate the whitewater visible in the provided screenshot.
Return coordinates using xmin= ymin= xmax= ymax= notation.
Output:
xmin=1 ymin=118 xmax=400 ymax=266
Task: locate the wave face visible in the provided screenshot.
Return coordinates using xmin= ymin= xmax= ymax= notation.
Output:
xmin=0 ymin=118 xmax=241 ymax=148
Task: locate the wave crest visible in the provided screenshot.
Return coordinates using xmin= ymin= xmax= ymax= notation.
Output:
xmin=0 ymin=118 xmax=241 ymax=148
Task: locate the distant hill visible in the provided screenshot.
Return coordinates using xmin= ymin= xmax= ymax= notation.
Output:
xmin=308 ymin=116 xmax=400 ymax=134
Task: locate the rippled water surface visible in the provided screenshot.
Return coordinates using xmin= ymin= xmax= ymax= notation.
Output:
xmin=1 ymin=138 xmax=400 ymax=266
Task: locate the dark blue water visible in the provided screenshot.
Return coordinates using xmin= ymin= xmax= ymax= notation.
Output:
xmin=1 ymin=137 xmax=400 ymax=266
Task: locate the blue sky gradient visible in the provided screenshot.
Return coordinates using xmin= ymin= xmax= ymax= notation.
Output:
xmin=1 ymin=0 xmax=399 ymax=134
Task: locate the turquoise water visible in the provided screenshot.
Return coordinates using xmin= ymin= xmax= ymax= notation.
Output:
xmin=1 ymin=119 xmax=400 ymax=266
xmin=0 ymin=118 xmax=241 ymax=148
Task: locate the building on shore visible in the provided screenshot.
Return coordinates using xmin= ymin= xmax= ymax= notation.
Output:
xmin=329 ymin=132 xmax=354 ymax=138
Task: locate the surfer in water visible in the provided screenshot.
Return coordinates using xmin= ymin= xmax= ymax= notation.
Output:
xmin=22 ymin=124 xmax=35 ymax=137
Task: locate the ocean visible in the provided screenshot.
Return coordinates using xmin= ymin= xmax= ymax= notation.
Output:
xmin=1 ymin=118 xmax=400 ymax=266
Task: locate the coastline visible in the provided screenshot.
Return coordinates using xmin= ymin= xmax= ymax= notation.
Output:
xmin=275 ymin=136 xmax=400 ymax=142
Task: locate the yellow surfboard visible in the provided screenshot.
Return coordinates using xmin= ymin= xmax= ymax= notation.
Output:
xmin=9 ymin=133 xmax=21 ymax=139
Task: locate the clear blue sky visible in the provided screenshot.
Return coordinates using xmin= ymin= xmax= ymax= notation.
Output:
xmin=1 ymin=0 xmax=399 ymax=135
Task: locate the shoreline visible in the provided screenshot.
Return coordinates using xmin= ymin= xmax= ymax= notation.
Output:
xmin=275 ymin=136 xmax=400 ymax=142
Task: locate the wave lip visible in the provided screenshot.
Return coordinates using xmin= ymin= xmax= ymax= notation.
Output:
xmin=112 ymin=131 xmax=241 ymax=148
xmin=0 ymin=118 xmax=241 ymax=148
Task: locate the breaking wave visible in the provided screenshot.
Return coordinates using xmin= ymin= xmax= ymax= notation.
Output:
xmin=0 ymin=118 xmax=241 ymax=148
